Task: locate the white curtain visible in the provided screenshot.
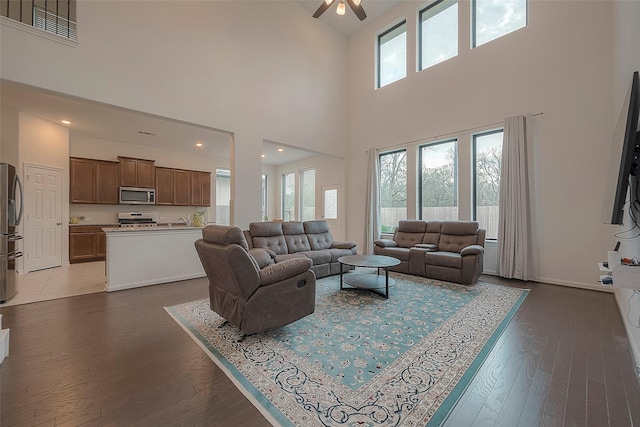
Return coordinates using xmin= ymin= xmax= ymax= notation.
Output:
xmin=497 ymin=115 xmax=538 ymax=281
xmin=364 ymin=149 xmax=380 ymax=255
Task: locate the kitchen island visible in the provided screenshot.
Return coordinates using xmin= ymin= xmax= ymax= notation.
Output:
xmin=103 ymin=226 xmax=205 ymax=292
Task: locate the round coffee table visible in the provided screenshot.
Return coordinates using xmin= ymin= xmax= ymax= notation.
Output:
xmin=338 ymin=255 xmax=401 ymax=299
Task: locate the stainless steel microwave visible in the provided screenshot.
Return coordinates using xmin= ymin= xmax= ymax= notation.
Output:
xmin=119 ymin=187 xmax=156 ymax=205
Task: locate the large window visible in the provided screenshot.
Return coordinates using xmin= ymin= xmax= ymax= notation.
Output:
xmin=419 ymin=0 xmax=458 ymax=71
xmin=282 ymin=172 xmax=296 ymax=221
xmin=473 ymin=130 xmax=503 ymax=239
xmin=377 ymin=21 xmax=407 ymax=88
xmin=473 ymin=0 xmax=527 ymax=47
xmin=419 ymin=140 xmax=458 ymax=220
xmin=300 ymin=169 xmax=316 ymax=221
xmin=215 ymin=169 xmax=231 ymax=225
xmin=379 ymin=150 xmax=407 ymax=232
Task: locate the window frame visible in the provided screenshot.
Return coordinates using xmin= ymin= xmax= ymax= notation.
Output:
xmin=472 ymin=129 xmax=504 ymax=240
xmin=377 ymin=20 xmax=407 ymax=89
xmin=299 ymin=168 xmax=316 ymax=222
xmin=378 ymin=148 xmax=408 ymax=233
xmin=471 ymin=0 xmax=528 ymax=48
xmin=281 ymin=172 xmax=296 ymax=221
xmin=418 ymin=0 xmax=459 ymax=72
xmin=418 ymin=138 xmax=459 ymax=221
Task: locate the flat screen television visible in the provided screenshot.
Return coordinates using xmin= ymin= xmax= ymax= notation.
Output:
xmin=602 ymin=71 xmax=640 ymax=226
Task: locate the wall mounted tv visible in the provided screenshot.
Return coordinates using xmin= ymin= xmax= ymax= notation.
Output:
xmin=602 ymin=71 xmax=640 ymax=226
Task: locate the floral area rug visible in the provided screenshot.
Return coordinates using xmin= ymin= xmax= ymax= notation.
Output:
xmin=165 ymin=271 xmax=528 ymax=426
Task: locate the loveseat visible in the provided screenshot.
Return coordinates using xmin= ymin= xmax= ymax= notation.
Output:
xmin=374 ymin=220 xmax=485 ymax=285
xmin=244 ymin=220 xmax=357 ymax=279
xmin=195 ymin=225 xmax=316 ymax=336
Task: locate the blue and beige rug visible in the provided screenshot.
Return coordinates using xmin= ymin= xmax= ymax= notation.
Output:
xmin=166 ymin=271 xmax=528 ymax=426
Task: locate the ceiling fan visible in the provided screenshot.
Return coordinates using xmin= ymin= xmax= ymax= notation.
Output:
xmin=313 ymin=0 xmax=367 ymax=21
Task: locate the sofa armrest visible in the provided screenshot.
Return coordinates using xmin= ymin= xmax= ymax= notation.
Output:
xmin=259 ymin=257 xmax=313 ymax=286
xmin=332 ymin=241 xmax=357 ymax=250
xmin=248 ymin=248 xmax=274 ymax=269
xmin=414 ymin=243 xmax=437 ymax=251
xmin=374 ymin=239 xmax=397 ymax=248
xmin=460 ymin=245 xmax=484 ymax=256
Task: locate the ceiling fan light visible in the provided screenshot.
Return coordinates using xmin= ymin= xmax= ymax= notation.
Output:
xmin=353 ymin=0 xmax=361 ymax=5
xmin=336 ymin=1 xmax=346 ymax=15
xmin=325 ymin=0 xmax=334 ymax=5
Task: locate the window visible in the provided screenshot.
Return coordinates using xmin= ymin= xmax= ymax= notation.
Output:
xmin=323 ymin=187 xmax=338 ymax=220
xmin=300 ymin=169 xmax=316 ymax=221
xmin=473 ymin=130 xmax=503 ymax=239
xmin=379 ymin=150 xmax=407 ymax=232
xmin=216 ymin=169 xmax=231 ymax=225
xmin=262 ymin=174 xmax=268 ymax=221
xmin=473 ymin=0 xmax=527 ymax=47
xmin=419 ymin=140 xmax=458 ymax=220
xmin=419 ymin=0 xmax=458 ymax=71
xmin=282 ymin=172 xmax=295 ymax=221
xmin=377 ymin=21 xmax=407 ymax=88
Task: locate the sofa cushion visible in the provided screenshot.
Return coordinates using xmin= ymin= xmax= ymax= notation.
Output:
xmin=394 ymin=220 xmax=428 ymax=248
xmin=274 ymin=253 xmax=308 ymax=263
xmin=326 ymin=248 xmax=355 ymax=262
xmin=249 ymin=221 xmax=288 ymax=255
xmin=304 ymin=220 xmax=334 ymax=250
xmin=282 ymin=221 xmax=312 ymax=253
xmin=422 ymin=221 xmax=442 ymax=246
xmin=438 ymin=221 xmax=480 ymax=253
xmin=381 ymin=247 xmax=411 ymax=262
xmin=300 ymin=250 xmax=331 ymax=265
xmin=425 ymin=251 xmax=462 ymax=269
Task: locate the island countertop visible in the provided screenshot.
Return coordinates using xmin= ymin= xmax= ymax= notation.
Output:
xmin=102 ymin=225 xmax=206 ymax=233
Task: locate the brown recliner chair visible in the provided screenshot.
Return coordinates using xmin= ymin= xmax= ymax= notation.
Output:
xmin=194 ymin=225 xmax=316 ymax=336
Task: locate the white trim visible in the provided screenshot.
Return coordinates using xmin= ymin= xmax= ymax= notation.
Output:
xmin=0 ymin=15 xmax=78 ymax=48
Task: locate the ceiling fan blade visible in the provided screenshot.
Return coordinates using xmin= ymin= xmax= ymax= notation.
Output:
xmin=313 ymin=0 xmax=335 ymax=18
xmin=346 ymin=0 xmax=367 ymax=21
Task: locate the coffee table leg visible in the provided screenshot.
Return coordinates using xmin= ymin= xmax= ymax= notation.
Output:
xmin=340 ymin=262 xmax=344 ymax=290
xmin=384 ymin=267 xmax=389 ymax=299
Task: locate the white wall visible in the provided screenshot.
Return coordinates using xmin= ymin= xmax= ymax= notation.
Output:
xmin=345 ymin=0 xmax=635 ymax=288
xmin=0 ymin=0 xmax=348 ymax=228
xmin=0 ymin=108 xmax=19 ymax=165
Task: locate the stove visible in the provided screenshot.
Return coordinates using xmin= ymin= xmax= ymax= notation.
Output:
xmin=118 ymin=212 xmax=158 ymax=228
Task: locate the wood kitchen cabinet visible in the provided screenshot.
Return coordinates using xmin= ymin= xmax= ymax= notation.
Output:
xmin=118 ymin=156 xmax=155 ymax=188
xmin=155 ymin=167 xmax=174 ymax=205
xmin=69 ymin=225 xmax=110 ymax=263
xmin=70 ymin=158 xmax=119 ymax=204
xmin=190 ymin=171 xmax=212 ymax=207
xmin=155 ymin=167 xmax=211 ymax=206
xmin=172 ymin=169 xmax=191 ymax=206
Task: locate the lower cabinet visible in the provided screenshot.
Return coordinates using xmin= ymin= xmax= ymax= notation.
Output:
xmin=69 ymin=226 xmax=111 ymax=263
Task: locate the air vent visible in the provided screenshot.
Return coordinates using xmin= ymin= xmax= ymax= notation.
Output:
xmin=137 ymin=131 xmax=156 ymax=136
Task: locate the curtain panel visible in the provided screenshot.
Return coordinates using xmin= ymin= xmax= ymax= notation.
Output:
xmin=364 ymin=149 xmax=380 ymax=255
xmin=497 ymin=114 xmax=538 ymax=281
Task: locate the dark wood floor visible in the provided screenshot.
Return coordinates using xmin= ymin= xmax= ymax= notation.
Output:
xmin=1 ymin=275 xmax=639 ymax=426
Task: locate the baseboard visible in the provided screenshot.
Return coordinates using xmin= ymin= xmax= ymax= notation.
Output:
xmin=483 ymin=272 xmax=613 ymax=293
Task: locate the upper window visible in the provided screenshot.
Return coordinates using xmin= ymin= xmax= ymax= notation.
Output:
xmin=473 ymin=0 xmax=527 ymax=47
xmin=377 ymin=21 xmax=407 ymax=88
xmin=419 ymin=140 xmax=459 ymax=221
xmin=419 ymin=0 xmax=458 ymax=71
xmin=379 ymin=150 xmax=407 ymax=232
xmin=473 ymin=130 xmax=503 ymax=239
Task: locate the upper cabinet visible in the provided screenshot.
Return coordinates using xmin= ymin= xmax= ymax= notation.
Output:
xmin=118 ymin=157 xmax=155 ymax=188
xmin=70 ymin=158 xmax=119 ymax=204
xmin=70 ymin=156 xmax=211 ymax=206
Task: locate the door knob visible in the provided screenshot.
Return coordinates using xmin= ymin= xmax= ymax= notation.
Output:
xmin=57 ymin=222 xmax=62 ymax=225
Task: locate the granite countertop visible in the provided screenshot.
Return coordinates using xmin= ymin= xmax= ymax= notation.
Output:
xmin=102 ymin=225 xmax=205 ymax=233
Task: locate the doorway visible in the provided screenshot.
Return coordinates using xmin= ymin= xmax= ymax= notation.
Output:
xmin=24 ymin=164 xmax=63 ymax=272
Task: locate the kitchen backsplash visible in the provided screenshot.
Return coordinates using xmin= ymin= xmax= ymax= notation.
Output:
xmin=69 ymin=204 xmax=211 ymax=225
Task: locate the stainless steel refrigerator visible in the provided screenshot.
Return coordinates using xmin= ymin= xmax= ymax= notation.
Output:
xmin=1 ymin=162 xmax=23 ymax=304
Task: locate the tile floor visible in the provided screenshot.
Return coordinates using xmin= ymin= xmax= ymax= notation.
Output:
xmin=0 ymin=262 xmax=106 ymax=307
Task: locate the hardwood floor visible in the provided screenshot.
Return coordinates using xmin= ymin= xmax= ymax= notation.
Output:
xmin=1 ymin=275 xmax=639 ymax=426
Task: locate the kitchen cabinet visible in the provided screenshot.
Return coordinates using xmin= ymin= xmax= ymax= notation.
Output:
xmin=155 ymin=167 xmax=174 ymax=206
xmin=173 ymin=169 xmax=191 ymax=206
xmin=69 ymin=225 xmax=112 ymax=263
xmin=70 ymin=158 xmax=119 ymax=204
xmin=118 ymin=157 xmax=155 ymax=188
xmin=190 ymin=171 xmax=211 ymax=207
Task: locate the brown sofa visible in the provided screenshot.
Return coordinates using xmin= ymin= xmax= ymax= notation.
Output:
xmin=244 ymin=220 xmax=357 ymax=278
xmin=374 ymin=220 xmax=485 ymax=285
xmin=195 ymin=224 xmax=316 ymax=336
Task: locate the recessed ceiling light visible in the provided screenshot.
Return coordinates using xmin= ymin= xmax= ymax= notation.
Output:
xmin=196 ymin=142 xmax=203 ymax=147
xmin=277 ymin=148 xmax=284 ymax=152
xmin=261 ymin=154 xmax=266 ymax=158
xmin=61 ymin=120 xmax=71 ymax=125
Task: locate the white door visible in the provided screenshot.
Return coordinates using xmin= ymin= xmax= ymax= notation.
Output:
xmin=25 ymin=165 xmax=63 ymax=272
xmin=321 ymin=185 xmax=344 ymax=240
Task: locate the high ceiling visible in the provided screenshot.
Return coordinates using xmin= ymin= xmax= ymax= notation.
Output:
xmin=297 ymin=0 xmax=401 ymax=36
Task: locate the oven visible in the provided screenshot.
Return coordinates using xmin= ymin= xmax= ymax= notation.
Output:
xmin=118 ymin=212 xmax=158 ymax=228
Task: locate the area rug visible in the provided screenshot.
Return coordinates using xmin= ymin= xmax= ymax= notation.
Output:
xmin=165 ymin=271 xmax=528 ymax=426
